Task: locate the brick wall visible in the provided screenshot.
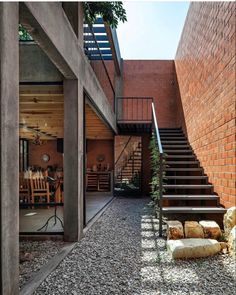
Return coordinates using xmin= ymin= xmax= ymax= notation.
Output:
xmin=29 ymin=140 xmax=63 ymax=170
xmin=122 ymin=60 xmax=180 ymax=128
xmin=175 ymin=2 xmax=236 ymax=208
xmin=87 ymin=139 xmax=114 ymax=170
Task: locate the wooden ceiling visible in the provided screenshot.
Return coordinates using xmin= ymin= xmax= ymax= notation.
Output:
xmin=19 ymin=85 xmax=114 ymax=140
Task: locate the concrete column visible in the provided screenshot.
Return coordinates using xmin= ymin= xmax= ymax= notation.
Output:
xmin=63 ymin=79 xmax=84 ymax=241
xmin=0 ymin=3 xmax=19 ymax=294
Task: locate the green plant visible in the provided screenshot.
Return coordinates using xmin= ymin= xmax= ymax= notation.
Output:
xmin=19 ymin=24 xmax=32 ymax=41
xmin=149 ymin=132 xmax=167 ymax=211
xmin=84 ymin=2 xmax=127 ymax=28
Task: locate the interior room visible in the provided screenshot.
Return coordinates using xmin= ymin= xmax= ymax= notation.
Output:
xmin=19 ymin=85 xmax=115 ymax=234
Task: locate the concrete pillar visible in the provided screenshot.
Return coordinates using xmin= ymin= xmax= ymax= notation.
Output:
xmin=62 ymin=2 xmax=84 ymax=47
xmin=0 ymin=3 xmax=19 ymax=294
xmin=63 ymin=79 xmax=84 ymax=241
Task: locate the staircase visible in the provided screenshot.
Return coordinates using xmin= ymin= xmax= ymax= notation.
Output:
xmin=160 ymin=128 xmax=226 ymax=218
xmin=115 ymin=141 xmax=142 ymax=194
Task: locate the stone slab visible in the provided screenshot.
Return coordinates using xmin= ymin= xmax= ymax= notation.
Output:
xmin=166 ymin=220 xmax=184 ymax=240
xmin=167 ymin=238 xmax=221 ymax=259
xmin=224 ymin=207 xmax=236 ymax=238
xmin=184 ymin=221 xmax=204 ymax=238
xmin=199 ymin=220 xmax=222 ymax=239
xmin=228 ymin=225 xmax=236 ymax=257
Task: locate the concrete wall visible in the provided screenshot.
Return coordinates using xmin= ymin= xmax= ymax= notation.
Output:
xmin=122 ymin=60 xmax=180 ymax=128
xmin=20 ymin=43 xmax=62 ymax=82
xmin=175 ymin=2 xmax=236 ymax=208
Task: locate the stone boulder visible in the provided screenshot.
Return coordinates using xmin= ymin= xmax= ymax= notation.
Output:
xmin=166 ymin=220 xmax=184 ymax=240
xmin=184 ymin=221 xmax=204 ymax=238
xmin=199 ymin=220 xmax=222 ymax=239
xmin=223 ymin=207 xmax=236 ymax=238
xmin=167 ymin=238 xmax=222 ymax=259
xmin=228 ymin=225 xmax=236 ymax=257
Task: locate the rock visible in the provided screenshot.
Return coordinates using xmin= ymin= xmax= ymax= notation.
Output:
xmin=223 ymin=207 xmax=236 ymax=238
xmin=19 ymin=252 xmax=34 ymax=263
xmin=199 ymin=220 xmax=222 ymax=239
xmin=167 ymin=238 xmax=222 ymax=259
xmin=166 ymin=220 xmax=184 ymax=240
xmin=184 ymin=221 xmax=204 ymax=238
xmin=228 ymin=225 xmax=236 ymax=257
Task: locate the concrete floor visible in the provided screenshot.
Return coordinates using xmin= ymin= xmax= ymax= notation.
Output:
xmin=19 ymin=194 xmax=113 ymax=233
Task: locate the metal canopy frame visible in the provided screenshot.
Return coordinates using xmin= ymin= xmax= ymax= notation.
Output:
xmin=84 ymin=17 xmax=113 ymax=60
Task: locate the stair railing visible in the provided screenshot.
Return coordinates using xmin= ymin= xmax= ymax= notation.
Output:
xmin=115 ymin=137 xmax=140 ymax=183
xmin=151 ymin=102 xmax=164 ymax=237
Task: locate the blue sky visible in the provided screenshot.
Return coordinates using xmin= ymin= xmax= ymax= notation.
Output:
xmin=116 ymin=1 xmax=190 ymax=59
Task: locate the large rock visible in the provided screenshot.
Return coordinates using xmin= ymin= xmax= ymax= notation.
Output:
xmin=199 ymin=220 xmax=222 ymax=239
xmin=166 ymin=220 xmax=184 ymax=240
xmin=184 ymin=221 xmax=204 ymax=238
xmin=223 ymin=207 xmax=236 ymax=238
xmin=228 ymin=225 xmax=236 ymax=257
xmin=167 ymin=238 xmax=222 ymax=259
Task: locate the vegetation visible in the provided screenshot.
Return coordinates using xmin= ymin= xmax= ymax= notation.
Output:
xmin=83 ymin=2 xmax=127 ymax=28
xmin=19 ymin=24 xmax=32 ymax=41
xmin=149 ymin=133 xmax=166 ymax=210
xmin=19 ymin=2 xmax=127 ymax=40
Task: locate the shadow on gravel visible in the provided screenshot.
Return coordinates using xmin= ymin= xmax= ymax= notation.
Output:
xmin=139 ymin=203 xmax=235 ymax=295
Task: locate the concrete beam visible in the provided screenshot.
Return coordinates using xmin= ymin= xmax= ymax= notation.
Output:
xmin=0 ymin=3 xmax=19 ymax=294
xmin=63 ymin=80 xmax=84 ymax=241
xmin=20 ymin=2 xmax=117 ymax=133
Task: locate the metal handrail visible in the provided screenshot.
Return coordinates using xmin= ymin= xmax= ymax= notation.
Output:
xmin=115 ymin=136 xmax=132 ymax=166
xmin=151 ymin=102 xmax=164 ymax=237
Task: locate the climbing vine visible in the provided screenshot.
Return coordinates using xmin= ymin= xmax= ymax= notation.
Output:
xmin=149 ymin=133 xmax=166 ymax=211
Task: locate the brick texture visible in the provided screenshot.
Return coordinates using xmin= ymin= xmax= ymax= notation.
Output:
xmin=175 ymin=2 xmax=236 ymax=208
xmin=122 ymin=60 xmax=180 ymax=127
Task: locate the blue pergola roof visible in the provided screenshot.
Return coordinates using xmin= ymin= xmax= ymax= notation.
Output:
xmin=84 ymin=17 xmax=113 ymax=61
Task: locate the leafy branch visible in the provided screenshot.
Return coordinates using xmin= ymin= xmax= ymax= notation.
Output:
xmin=149 ymin=133 xmax=167 ymax=211
xmin=84 ymin=2 xmax=127 ymax=28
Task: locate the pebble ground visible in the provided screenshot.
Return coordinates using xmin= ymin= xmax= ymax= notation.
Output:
xmin=20 ymin=197 xmax=235 ymax=294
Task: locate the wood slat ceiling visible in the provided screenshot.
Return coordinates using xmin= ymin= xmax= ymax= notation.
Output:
xmin=19 ymin=85 xmax=114 ymax=140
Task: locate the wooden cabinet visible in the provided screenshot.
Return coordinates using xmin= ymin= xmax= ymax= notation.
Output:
xmin=86 ymin=172 xmax=112 ymax=192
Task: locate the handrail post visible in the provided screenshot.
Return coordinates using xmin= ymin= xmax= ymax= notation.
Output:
xmin=159 ymin=153 xmax=163 ymax=237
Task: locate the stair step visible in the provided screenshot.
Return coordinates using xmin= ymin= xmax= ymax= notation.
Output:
xmin=162 ymin=141 xmax=188 ymax=144
xmin=163 ymin=145 xmax=191 ymax=149
xmin=166 ymin=161 xmax=198 ymax=164
xmin=162 ymin=195 xmax=218 ymax=200
xmin=163 ymin=184 xmax=213 ymax=189
xmin=166 ymin=176 xmax=207 ymax=180
xmin=166 ymin=155 xmax=195 ymax=158
xmin=164 ymin=150 xmax=193 ymax=154
xmin=161 ymin=137 xmax=186 ymax=140
xmin=165 ymin=168 xmax=202 ymax=171
xmin=162 ymin=207 xmax=226 ymax=214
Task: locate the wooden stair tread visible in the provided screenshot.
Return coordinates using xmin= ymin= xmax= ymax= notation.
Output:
xmin=162 ymin=207 xmax=226 ymax=213
xmin=166 ymin=155 xmax=195 ymax=158
xmin=166 ymin=176 xmax=207 ymax=179
xmin=166 ymin=161 xmax=198 ymax=164
xmin=162 ymin=195 xmax=218 ymax=200
xmin=165 ymin=168 xmax=202 ymax=171
xmin=163 ymin=184 xmax=213 ymax=188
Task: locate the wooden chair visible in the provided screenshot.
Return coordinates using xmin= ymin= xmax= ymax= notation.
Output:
xmin=30 ymin=176 xmax=52 ymax=206
xmin=19 ymin=172 xmax=30 ymax=203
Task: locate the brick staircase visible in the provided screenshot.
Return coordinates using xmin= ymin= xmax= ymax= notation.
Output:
xmin=160 ymin=128 xmax=226 ymax=217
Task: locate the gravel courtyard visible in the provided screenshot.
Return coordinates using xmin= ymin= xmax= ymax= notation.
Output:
xmin=33 ymin=197 xmax=235 ymax=295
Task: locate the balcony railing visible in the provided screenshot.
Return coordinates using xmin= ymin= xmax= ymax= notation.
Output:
xmin=84 ymin=20 xmax=115 ymax=111
xmin=116 ymin=97 xmax=153 ymax=122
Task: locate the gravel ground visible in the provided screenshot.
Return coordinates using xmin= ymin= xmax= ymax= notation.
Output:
xmin=32 ymin=197 xmax=235 ymax=295
xmin=20 ymin=240 xmax=65 ymax=288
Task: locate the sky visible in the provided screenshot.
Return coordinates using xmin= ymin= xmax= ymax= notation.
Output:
xmin=116 ymin=1 xmax=190 ymax=60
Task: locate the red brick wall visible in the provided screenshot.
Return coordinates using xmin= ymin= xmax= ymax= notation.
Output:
xmin=29 ymin=140 xmax=63 ymax=170
xmin=122 ymin=60 xmax=179 ymax=128
xmin=86 ymin=139 xmax=114 ymax=170
xmin=175 ymin=2 xmax=236 ymax=208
